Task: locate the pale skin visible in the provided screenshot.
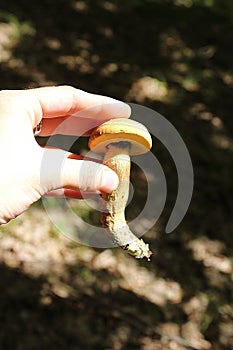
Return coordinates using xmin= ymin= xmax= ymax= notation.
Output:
xmin=0 ymin=85 xmax=131 ymax=224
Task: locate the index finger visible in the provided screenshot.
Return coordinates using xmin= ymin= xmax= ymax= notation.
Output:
xmin=32 ymin=85 xmax=131 ymax=121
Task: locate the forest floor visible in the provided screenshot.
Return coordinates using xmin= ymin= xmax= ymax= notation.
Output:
xmin=0 ymin=1 xmax=233 ymax=349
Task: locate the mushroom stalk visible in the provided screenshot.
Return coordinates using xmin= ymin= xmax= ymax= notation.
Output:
xmin=100 ymin=142 xmax=152 ymax=260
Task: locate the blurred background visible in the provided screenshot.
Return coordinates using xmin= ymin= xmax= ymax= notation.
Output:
xmin=0 ymin=0 xmax=233 ymax=349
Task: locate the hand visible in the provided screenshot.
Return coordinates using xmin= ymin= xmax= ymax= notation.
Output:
xmin=0 ymin=85 xmax=131 ymax=224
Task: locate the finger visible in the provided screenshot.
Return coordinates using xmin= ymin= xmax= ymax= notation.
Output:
xmin=40 ymin=148 xmax=119 ymax=195
xmin=39 ymin=116 xmax=108 ymax=137
xmin=40 ymin=148 xmax=101 ymax=163
xmin=30 ymin=85 xmax=131 ymax=127
xmin=67 ymin=153 xmax=100 ymax=162
xmin=44 ymin=188 xmax=97 ymax=199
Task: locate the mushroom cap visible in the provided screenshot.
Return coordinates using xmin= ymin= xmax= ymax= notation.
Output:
xmin=89 ymin=118 xmax=152 ymax=155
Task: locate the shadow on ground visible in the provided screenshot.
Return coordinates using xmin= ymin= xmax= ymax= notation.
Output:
xmin=0 ymin=1 xmax=233 ymax=349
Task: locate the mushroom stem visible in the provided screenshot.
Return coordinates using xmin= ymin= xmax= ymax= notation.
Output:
xmin=100 ymin=142 xmax=152 ymax=260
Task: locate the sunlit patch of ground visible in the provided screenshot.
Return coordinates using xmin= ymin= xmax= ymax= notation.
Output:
xmin=1 ymin=1 xmax=233 ymax=349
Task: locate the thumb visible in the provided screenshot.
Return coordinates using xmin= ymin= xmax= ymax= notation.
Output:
xmin=40 ymin=148 xmax=119 ymax=194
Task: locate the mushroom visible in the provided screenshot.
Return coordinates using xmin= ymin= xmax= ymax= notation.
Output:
xmin=89 ymin=118 xmax=152 ymax=260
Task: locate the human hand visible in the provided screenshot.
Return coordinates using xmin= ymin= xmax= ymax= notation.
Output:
xmin=0 ymin=85 xmax=131 ymax=224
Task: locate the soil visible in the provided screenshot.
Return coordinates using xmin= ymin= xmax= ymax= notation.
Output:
xmin=0 ymin=1 xmax=233 ymax=349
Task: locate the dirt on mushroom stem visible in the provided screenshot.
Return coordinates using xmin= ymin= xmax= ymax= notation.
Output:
xmin=99 ymin=142 xmax=152 ymax=260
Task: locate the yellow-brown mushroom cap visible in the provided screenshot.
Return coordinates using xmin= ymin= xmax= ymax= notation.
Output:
xmin=89 ymin=118 xmax=152 ymax=155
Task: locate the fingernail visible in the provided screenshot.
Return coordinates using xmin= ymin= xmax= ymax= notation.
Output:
xmin=105 ymin=99 xmax=131 ymax=118
xmin=100 ymin=169 xmax=119 ymax=193
xmin=117 ymin=101 xmax=131 ymax=117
